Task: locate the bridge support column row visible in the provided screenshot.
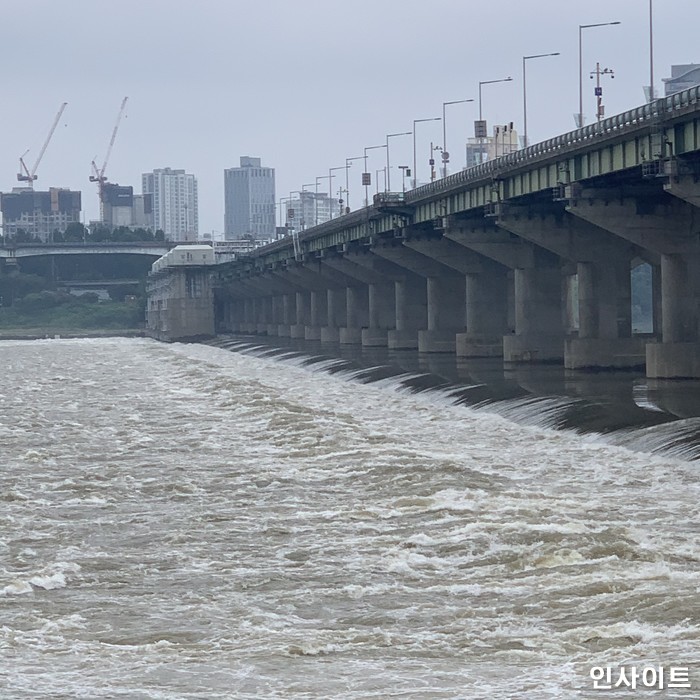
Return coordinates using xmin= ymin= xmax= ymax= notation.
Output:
xmin=647 ymin=253 xmax=700 ymax=377
xmin=457 ymin=268 xmax=510 ymax=357
xmin=565 ymin=259 xmax=643 ymax=369
xmin=503 ymin=265 xmax=564 ymax=363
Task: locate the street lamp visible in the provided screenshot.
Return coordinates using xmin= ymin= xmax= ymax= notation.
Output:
xmin=578 ymin=21 xmax=621 ymax=127
xmin=375 ymin=167 xmax=387 ymax=194
xmin=386 ymin=131 xmax=411 ymax=191
xmin=522 ymin=53 xmax=559 ymax=148
xmin=478 ymin=77 xmax=513 ymax=122
xmin=442 ymin=99 xmax=473 ymax=177
xmin=363 ymin=144 xmax=387 ymax=206
xmin=412 ymin=117 xmax=441 ymax=188
xmin=649 ymin=0 xmax=655 ymax=101
xmin=328 ymin=166 xmax=345 ymax=219
xmin=345 ymin=156 xmax=363 ymax=213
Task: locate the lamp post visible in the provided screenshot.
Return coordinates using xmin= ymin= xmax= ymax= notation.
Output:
xmin=442 ymin=99 xmax=473 ymax=176
xmin=328 ymin=166 xmax=345 ymax=219
xmin=649 ymin=0 xmax=654 ymax=101
xmin=578 ymin=21 xmax=621 ymax=127
xmin=522 ymin=53 xmax=559 ymax=148
xmin=386 ymin=131 xmax=411 ymax=191
xmin=375 ymin=167 xmax=387 ymax=194
xmin=345 ymin=156 xmax=363 ymax=213
xmin=363 ymin=144 xmax=387 ymax=206
xmin=591 ymin=62 xmax=615 ymax=122
xmin=477 ymin=78 xmax=512 ymax=164
xmin=412 ymin=117 xmax=441 ymax=188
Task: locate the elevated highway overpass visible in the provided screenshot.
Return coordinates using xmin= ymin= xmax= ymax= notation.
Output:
xmin=157 ymin=88 xmax=700 ymax=378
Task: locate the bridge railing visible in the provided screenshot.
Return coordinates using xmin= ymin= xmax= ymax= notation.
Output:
xmin=241 ymin=86 xmax=700 ymax=261
xmin=408 ymin=85 xmax=700 ymax=202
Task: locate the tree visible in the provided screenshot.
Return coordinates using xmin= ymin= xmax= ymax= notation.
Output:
xmin=64 ymin=222 xmax=87 ymax=242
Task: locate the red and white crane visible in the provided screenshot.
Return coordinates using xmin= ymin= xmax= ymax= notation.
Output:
xmin=17 ymin=102 xmax=68 ymax=188
xmin=90 ymin=96 xmax=129 ymax=220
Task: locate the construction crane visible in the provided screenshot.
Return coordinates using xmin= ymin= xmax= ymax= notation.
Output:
xmin=90 ymin=96 xmax=129 ymax=221
xmin=17 ymin=102 xmax=68 ymax=188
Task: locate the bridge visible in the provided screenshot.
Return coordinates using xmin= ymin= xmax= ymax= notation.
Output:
xmin=151 ymin=87 xmax=700 ymax=379
xmin=0 ymin=242 xmax=171 ymax=260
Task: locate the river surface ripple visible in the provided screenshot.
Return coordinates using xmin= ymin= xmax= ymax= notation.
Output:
xmin=0 ymin=337 xmax=698 ymax=699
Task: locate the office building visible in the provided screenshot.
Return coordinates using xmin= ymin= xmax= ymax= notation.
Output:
xmin=0 ymin=187 xmax=81 ymax=241
xmin=142 ymin=168 xmax=198 ymax=240
xmin=224 ymin=156 xmax=275 ymax=240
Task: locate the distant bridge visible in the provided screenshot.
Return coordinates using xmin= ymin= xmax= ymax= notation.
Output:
xmin=0 ymin=242 xmax=170 ymax=260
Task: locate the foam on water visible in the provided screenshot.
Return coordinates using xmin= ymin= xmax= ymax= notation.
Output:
xmin=0 ymin=337 xmax=698 ymax=698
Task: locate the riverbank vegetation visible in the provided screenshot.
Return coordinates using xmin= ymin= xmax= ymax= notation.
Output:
xmin=0 ymin=270 xmax=145 ymax=333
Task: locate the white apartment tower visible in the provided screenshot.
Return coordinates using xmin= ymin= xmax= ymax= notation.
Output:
xmin=142 ymin=167 xmax=198 ymax=240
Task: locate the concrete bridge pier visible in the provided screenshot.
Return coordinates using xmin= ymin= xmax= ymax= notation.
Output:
xmin=266 ymin=296 xmax=281 ymax=336
xmin=494 ymin=207 xmax=644 ymax=369
xmin=292 ymin=291 xmax=311 ymax=338
xmin=321 ymin=255 xmax=394 ymax=347
xmin=505 ymin=263 xmax=565 ymax=363
xmin=568 ymin=194 xmax=700 ymax=377
xmin=566 ymin=259 xmax=641 ymax=369
xmin=341 ymin=285 xmax=369 ymax=344
xmin=277 ymin=294 xmax=295 ymax=337
xmin=647 ymin=252 xmax=700 ymax=377
xmin=446 ymin=224 xmax=565 ymax=362
xmin=461 ymin=267 xmax=510 ymax=356
xmin=391 ymin=277 xmax=427 ymax=349
xmin=365 ymin=282 xmax=395 ymax=346
xmin=373 ymin=243 xmax=462 ymax=352
xmin=344 ymin=251 xmax=421 ymax=349
xmin=255 ymin=296 xmax=273 ymax=335
xmin=404 ymin=234 xmax=509 ymax=357
xmin=243 ymin=296 xmax=260 ymax=333
xmin=301 ymin=260 xmax=369 ymax=345
xmin=322 ymin=287 xmax=346 ymax=342
xmin=306 ymin=290 xmax=328 ymax=340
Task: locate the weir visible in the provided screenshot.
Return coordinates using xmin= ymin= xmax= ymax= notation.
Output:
xmin=149 ymin=87 xmax=700 ymax=378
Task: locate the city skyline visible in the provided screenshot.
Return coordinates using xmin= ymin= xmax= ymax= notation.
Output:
xmin=2 ymin=0 xmax=700 ymax=235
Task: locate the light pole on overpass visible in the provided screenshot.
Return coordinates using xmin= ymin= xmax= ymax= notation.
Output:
xmin=412 ymin=117 xmax=441 ymax=188
xmin=578 ymin=21 xmax=620 ymax=127
xmin=385 ymin=131 xmax=411 ymax=191
xmin=442 ymin=99 xmax=473 ymax=177
xmin=522 ymin=53 xmax=559 ymax=147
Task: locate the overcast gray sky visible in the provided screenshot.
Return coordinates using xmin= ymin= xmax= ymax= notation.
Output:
xmin=3 ymin=0 xmax=699 ymax=235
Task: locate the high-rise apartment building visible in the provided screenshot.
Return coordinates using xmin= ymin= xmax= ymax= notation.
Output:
xmin=285 ymin=191 xmax=340 ymax=230
xmin=142 ymin=167 xmax=198 ymax=240
xmin=224 ymin=156 xmax=275 ymax=240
